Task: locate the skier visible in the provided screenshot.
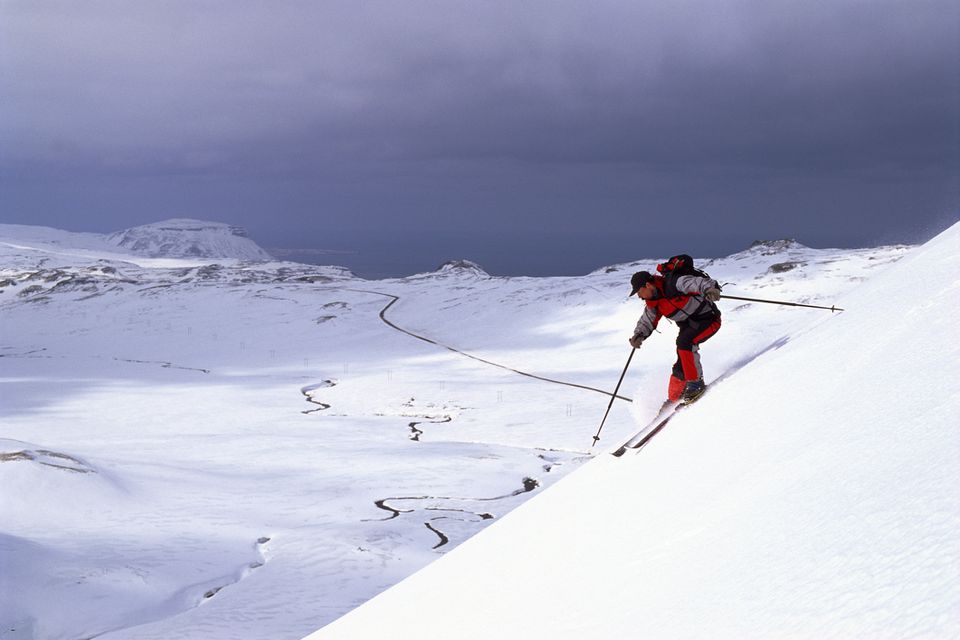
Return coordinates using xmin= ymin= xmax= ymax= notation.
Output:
xmin=628 ymin=264 xmax=722 ymax=404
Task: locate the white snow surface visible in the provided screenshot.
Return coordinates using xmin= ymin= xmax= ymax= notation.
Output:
xmin=1 ymin=218 xmax=955 ymax=640
xmin=106 ymin=218 xmax=273 ymax=261
xmin=312 ymin=225 xmax=960 ymax=640
xmin=0 ymin=218 xmax=273 ymax=267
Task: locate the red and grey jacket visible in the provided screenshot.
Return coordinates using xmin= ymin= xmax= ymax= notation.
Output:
xmin=631 ymin=275 xmax=721 ymax=344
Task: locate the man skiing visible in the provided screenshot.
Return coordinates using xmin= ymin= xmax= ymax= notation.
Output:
xmin=628 ymin=259 xmax=722 ymax=404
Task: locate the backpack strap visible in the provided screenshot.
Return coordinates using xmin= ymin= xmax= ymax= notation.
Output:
xmin=662 ymin=271 xmax=682 ymax=298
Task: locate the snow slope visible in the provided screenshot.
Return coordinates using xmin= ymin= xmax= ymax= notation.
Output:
xmin=310 ymin=223 xmax=960 ymax=639
xmin=0 ymin=219 xmax=930 ymax=639
xmin=106 ymin=219 xmax=273 ymax=261
xmin=0 ymin=218 xmax=273 ymax=268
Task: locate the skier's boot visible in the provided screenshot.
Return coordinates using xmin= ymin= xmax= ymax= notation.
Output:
xmin=681 ymin=379 xmax=706 ymax=404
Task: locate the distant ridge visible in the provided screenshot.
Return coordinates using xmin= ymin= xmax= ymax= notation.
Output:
xmin=106 ymin=218 xmax=273 ymax=261
xmin=746 ymin=238 xmax=808 ymax=254
xmin=434 ymin=259 xmax=487 ymax=274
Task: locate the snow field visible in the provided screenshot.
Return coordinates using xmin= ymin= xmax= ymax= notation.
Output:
xmin=309 ymin=223 xmax=959 ymax=639
xmin=0 ymin=221 xmax=932 ymax=639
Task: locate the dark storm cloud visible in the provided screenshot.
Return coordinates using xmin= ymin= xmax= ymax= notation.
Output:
xmin=1 ymin=0 xmax=958 ymax=275
xmin=3 ymin=0 xmax=954 ymax=169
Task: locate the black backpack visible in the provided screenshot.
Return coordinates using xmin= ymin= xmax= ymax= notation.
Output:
xmin=656 ymin=254 xmax=714 ymax=298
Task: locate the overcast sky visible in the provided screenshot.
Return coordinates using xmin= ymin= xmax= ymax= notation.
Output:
xmin=2 ymin=0 xmax=958 ymax=276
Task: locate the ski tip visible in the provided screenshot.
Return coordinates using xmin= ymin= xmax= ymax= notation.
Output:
xmin=611 ymin=447 xmax=627 ymax=457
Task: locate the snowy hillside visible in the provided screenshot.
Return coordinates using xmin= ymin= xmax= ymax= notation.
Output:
xmin=0 ymin=218 xmax=273 ymax=267
xmin=310 ymin=224 xmax=960 ymax=639
xmin=106 ymin=219 xmax=273 ymax=261
xmin=0 ymin=220 xmax=939 ymax=640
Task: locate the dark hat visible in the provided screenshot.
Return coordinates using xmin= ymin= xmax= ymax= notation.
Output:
xmin=629 ymin=271 xmax=654 ymax=296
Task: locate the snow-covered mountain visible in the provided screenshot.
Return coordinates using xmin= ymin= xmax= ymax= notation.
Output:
xmin=0 ymin=218 xmax=274 ymax=267
xmin=106 ymin=219 xmax=273 ymax=261
xmin=2 ymin=219 xmax=954 ymax=640
xmin=405 ymin=258 xmax=491 ymax=281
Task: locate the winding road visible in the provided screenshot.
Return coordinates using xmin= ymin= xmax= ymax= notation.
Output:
xmin=347 ymin=288 xmax=633 ymax=403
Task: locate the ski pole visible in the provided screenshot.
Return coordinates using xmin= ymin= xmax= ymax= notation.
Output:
xmin=720 ymin=294 xmax=844 ymax=312
xmin=591 ymin=348 xmax=635 ymax=448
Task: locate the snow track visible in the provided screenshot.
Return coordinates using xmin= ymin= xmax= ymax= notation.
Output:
xmin=349 ymin=288 xmax=633 ymax=403
xmin=366 ymin=477 xmax=541 ymax=552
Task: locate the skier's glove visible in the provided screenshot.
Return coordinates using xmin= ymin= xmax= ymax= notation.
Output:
xmin=629 ymin=335 xmax=643 ymax=349
xmin=704 ymin=288 xmax=721 ymax=302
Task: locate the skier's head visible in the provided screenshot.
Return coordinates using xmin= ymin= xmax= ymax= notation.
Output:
xmin=629 ymin=271 xmax=655 ymax=297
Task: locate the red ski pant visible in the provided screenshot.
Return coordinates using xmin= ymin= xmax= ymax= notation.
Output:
xmin=667 ymin=316 xmax=721 ymax=401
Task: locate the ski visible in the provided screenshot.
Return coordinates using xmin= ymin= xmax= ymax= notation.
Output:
xmin=611 ymin=399 xmax=686 ymax=457
xmin=610 ymin=337 xmax=788 ymax=457
xmin=610 ymin=383 xmax=712 ymax=457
